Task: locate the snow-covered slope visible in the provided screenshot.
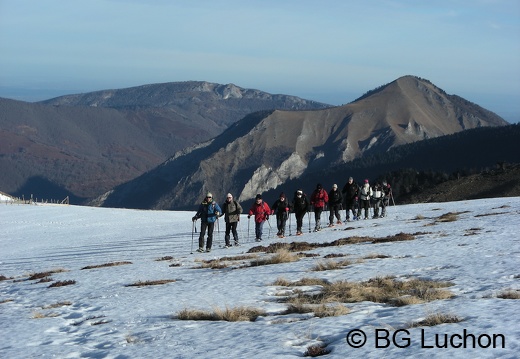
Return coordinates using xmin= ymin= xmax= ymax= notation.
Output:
xmin=1 ymin=198 xmax=519 ymax=358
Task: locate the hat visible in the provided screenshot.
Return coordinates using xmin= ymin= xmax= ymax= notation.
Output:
xmin=349 ymin=177 xmax=353 ymax=181
xmin=280 ymin=192 xmax=285 ymax=198
xmin=227 ymin=193 xmax=233 ymax=198
xmin=206 ymin=192 xmax=213 ymax=198
xmin=317 ymin=183 xmax=322 ymax=189
xmin=296 ymin=190 xmax=303 ymax=195
xmin=255 ymin=194 xmax=262 ymax=200
xmin=364 ymin=179 xmax=369 ymax=183
xmin=333 ymin=184 xmax=338 ymax=189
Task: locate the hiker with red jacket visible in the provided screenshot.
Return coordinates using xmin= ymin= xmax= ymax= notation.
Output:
xmin=310 ymin=183 xmax=328 ymax=232
xmin=248 ymin=194 xmax=271 ymax=241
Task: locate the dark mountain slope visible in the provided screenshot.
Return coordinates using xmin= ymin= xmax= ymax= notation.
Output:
xmin=1 ymin=82 xmax=329 ymax=201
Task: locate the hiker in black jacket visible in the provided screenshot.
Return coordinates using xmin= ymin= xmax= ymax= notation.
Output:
xmin=292 ymin=189 xmax=309 ymax=235
xmin=328 ymin=184 xmax=343 ymax=226
xmin=342 ymin=177 xmax=359 ymax=221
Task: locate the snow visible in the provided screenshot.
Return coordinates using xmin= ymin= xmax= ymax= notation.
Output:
xmin=1 ymin=198 xmax=519 ymax=358
xmin=0 ymin=193 xmax=14 ymax=202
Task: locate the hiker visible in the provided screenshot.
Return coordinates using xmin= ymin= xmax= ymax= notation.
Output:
xmin=292 ymin=189 xmax=309 ymax=235
xmin=248 ymin=194 xmax=271 ymax=241
xmin=358 ymin=179 xmax=373 ymax=219
xmin=372 ymin=182 xmax=384 ymax=218
xmin=310 ymin=183 xmax=328 ymax=231
xmin=328 ymin=184 xmax=343 ymax=226
xmin=271 ymin=192 xmax=290 ymax=238
xmin=342 ymin=176 xmax=359 ymax=221
xmin=222 ymin=193 xmax=243 ymax=247
xmin=381 ymin=181 xmax=392 ymax=217
xmin=192 ymin=192 xmax=222 ymax=252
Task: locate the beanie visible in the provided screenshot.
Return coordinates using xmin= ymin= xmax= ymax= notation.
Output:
xmin=255 ymin=194 xmax=262 ymax=200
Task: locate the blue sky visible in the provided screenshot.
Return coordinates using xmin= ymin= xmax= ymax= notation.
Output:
xmin=1 ymin=0 xmax=519 ymax=122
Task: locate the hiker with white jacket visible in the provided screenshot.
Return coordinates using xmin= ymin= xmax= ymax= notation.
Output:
xmin=358 ymin=179 xmax=373 ymax=220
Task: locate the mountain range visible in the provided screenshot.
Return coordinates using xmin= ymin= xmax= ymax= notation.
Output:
xmin=0 ymin=82 xmax=329 ymax=201
xmin=91 ymin=76 xmax=510 ymax=210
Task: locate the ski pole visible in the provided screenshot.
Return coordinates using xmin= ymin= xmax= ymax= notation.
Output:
xmin=266 ymin=218 xmax=272 ymax=240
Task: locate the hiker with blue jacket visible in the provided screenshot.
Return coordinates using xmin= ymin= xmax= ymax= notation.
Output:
xmin=192 ymin=192 xmax=222 ymax=252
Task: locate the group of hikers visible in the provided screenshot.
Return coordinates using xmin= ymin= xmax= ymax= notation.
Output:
xmin=191 ymin=177 xmax=393 ymax=253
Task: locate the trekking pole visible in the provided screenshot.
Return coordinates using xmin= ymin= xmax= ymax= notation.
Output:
xmin=288 ymin=212 xmax=292 ymax=236
xmin=308 ymin=211 xmax=311 ymax=233
xmin=247 ymin=216 xmax=250 ymax=243
xmin=266 ymin=218 xmax=272 ymax=240
xmin=217 ymin=216 xmax=221 ymax=247
xmin=190 ymin=220 xmax=195 ymax=254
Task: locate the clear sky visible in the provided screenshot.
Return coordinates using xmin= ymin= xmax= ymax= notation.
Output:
xmin=1 ymin=0 xmax=519 ymax=123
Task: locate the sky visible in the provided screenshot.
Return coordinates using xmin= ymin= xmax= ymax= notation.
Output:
xmin=1 ymin=197 xmax=519 ymax=358
xmin=0 ymin=0 xmax=519 ymax=123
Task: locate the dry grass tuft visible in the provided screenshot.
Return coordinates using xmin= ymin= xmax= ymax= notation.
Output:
xmin=475 ymin=212 xmax=508 ymax=217
xmin=176 ymin=306 xmax=266 ymax=322
xmin=497 ymin=290 xmax=520 ymax=299
xmin=408 ymin=312 xmax=463 ymax=327
xmin=250 ymin=249 xmax=299 ymax=266
xmin=312 ymin=259 xmax=352 ymax=272
xmin=282 ymin=276 xmax=454 ymax=307
xmin=155 ymin=256 xmax=174 ymax=261
xmin=31 ymin=311 xmax=60 ymax=319
xmin=81 ymin=261 xmax=132 ymax=270
xmin=435 ymin=211 xmax=469 ymax=223
xmin=304 ymin=343 xmax=331 ymax=357
xmin=363 ymin=253 xmax=391 ymax=260
xmin=248 ymin=234 xmax=417 ymax=254
xmin=273 ymin=277 xmax=329 ymax=287
xmin=1 ymin=299 xmax=14 ymax=304
xmin=323 ymin=253 xmax=346 ymax=258
xmin=373 ymin=232 xmax=415 ymax=243
xmin=126 ymin=279 xmax=176 ymax=287
xmin=42 ymin=301 xmax=72 ymax=309
xmin=0 ymin=275 xmax=10 ymax=281
xmin=48 ymin=280 xmax=76 ymax=288
xmin=199 ymin=259 xmax=228 ymax=269
xmin=28 ymin=268 xmax=67 ymax=280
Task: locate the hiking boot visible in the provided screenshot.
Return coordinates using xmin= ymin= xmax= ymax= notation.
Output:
xmin=224 ymin=245 xmax=231 ymax=249
xmin=196 ymin=248 xmax=204 ymax=253
xmin=206 ymin=248 xmax=211 ymax=252
xmin=336 ymin=220 xmax=342 ymax=225
xmin=234 ymin=241 xmax=240 ymax=246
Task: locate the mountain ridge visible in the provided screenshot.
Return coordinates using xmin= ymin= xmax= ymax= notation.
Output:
xmin=94 ymin=76 xmax=509 ymax=210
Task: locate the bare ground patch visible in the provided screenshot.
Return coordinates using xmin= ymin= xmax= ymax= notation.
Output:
xmin=81 ymin=261 xmax=132 ymax=270
xmin=126 ymin=279 xmax=177 ymax=287
xmin=248 ymin=233 xmax=417 ymax=254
